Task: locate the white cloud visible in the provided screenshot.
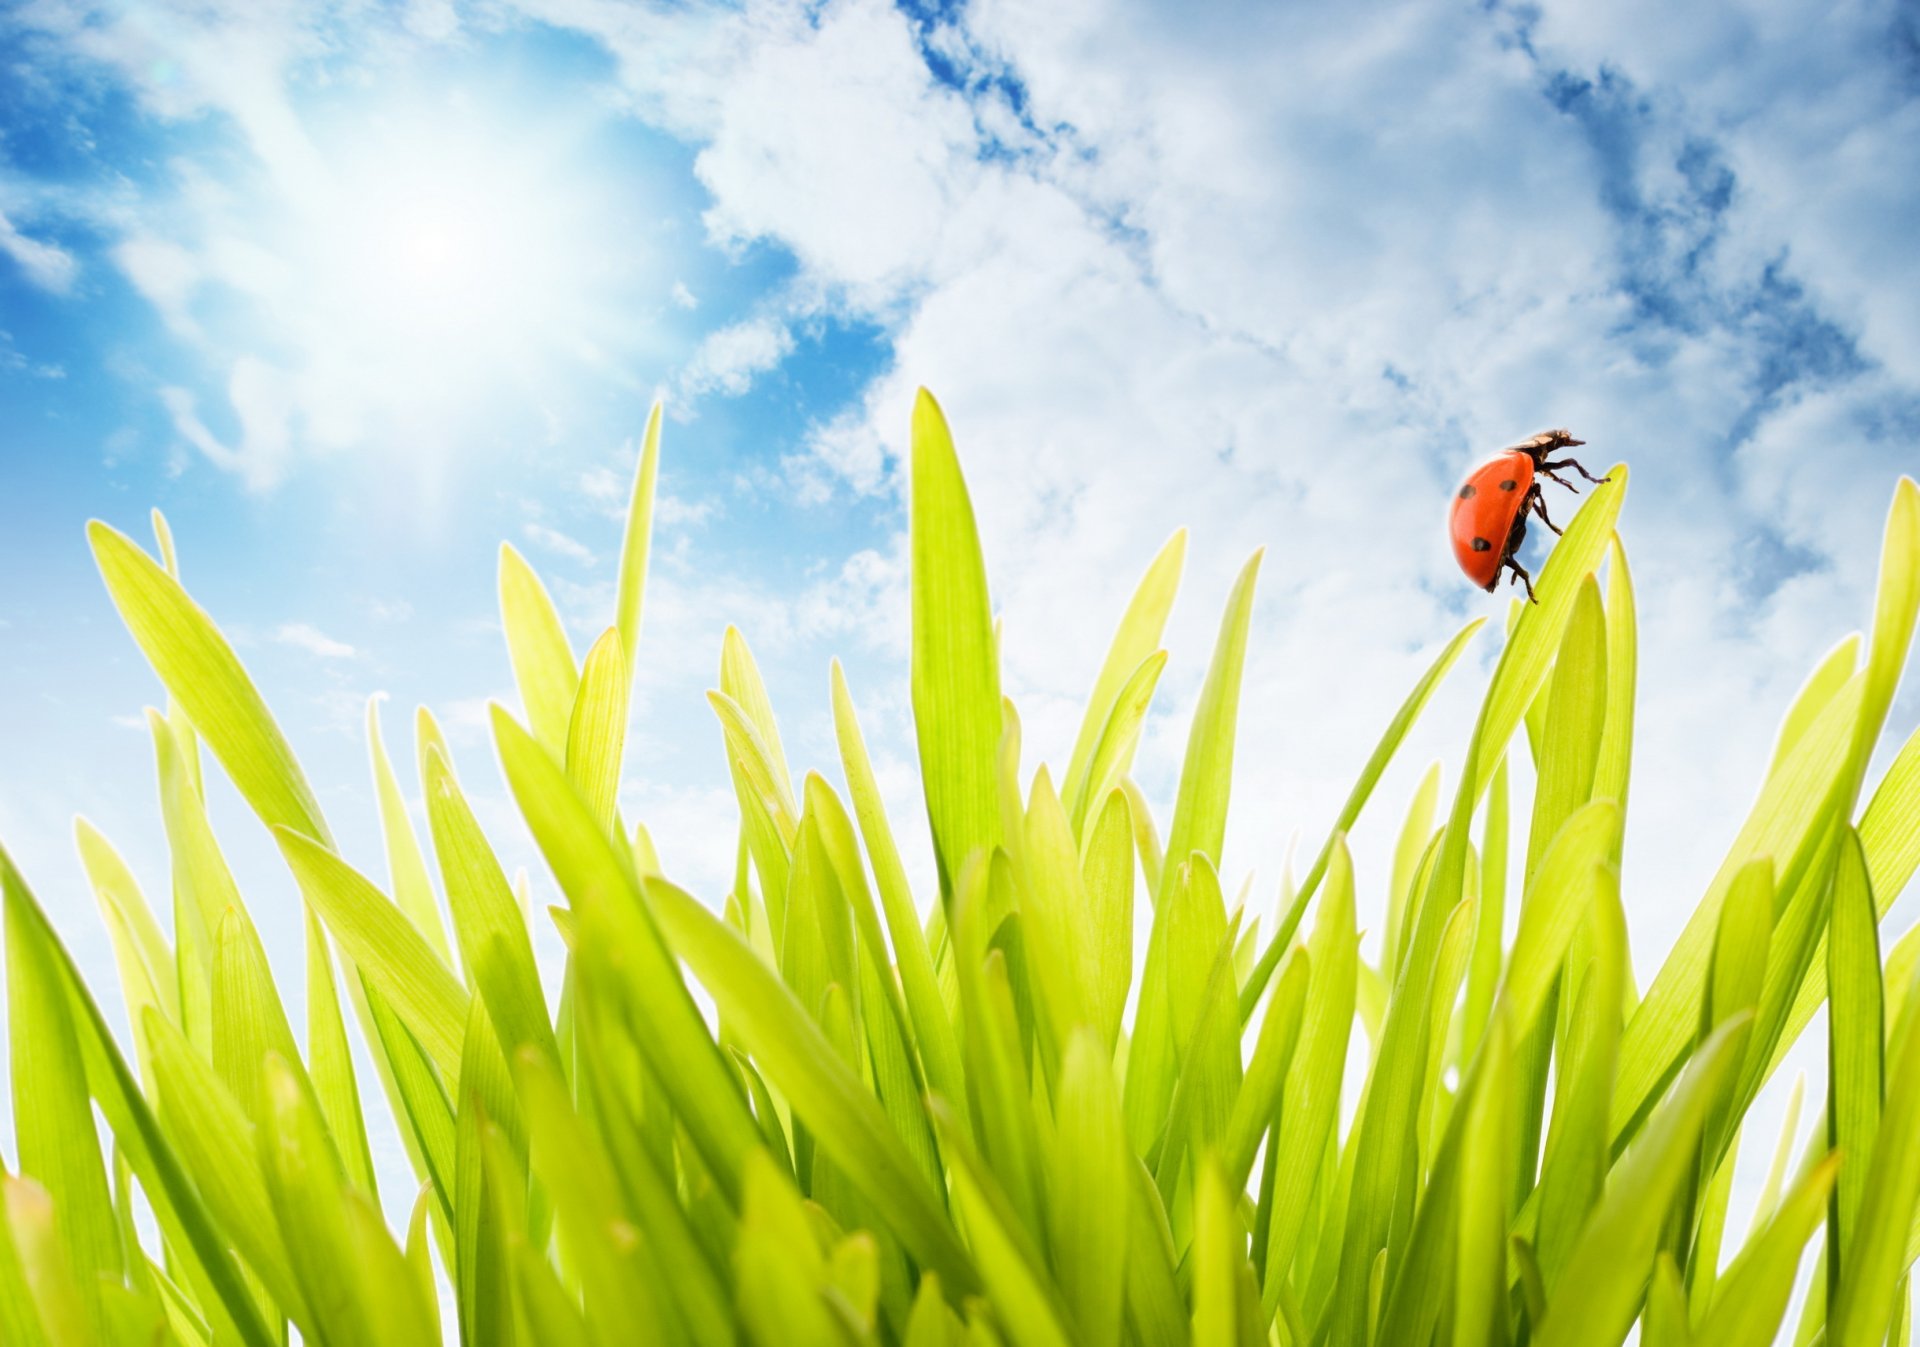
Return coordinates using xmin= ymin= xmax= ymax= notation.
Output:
xmin=679 ymin=314 xmax=795 ymax=396
xmin=523 ymin=522 xmax=597 ymax=567
xmin=275 ymin=622 xmax=358 ymax=660
xmin=671 ymin=280 xmax=698 ymax=309
xmin=0 ymin=209 xmax=78 ymax=292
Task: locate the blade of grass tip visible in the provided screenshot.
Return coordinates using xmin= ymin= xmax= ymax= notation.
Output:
xmin=1843 ymin=477 xmax=1920 ymax=804
xmin=1593 ymin=533 xmax=1637 ymax=817
xmin=1525 ymin=576 xmax=1609 ymax=889
xmin=1061 ymin=528 xmax=1185 ymax=824
xmin=423 ymin=742 xmax=557 ymax=1065
xmin=343 ymin=1190 xmax=440 ymax=1345
xmin=1770 ymin=637 xmax=1862 ymax=781
xmin=1694 ymin=1155 xmax=1840 ymax=1347
xmin=735 ymin=1149 xmax=842 ymax=1347
xmin=614 ymin=401 xmax=662 ymax=676
xmin=7 ymin=880 xmax=121 ymax=1342
xmin=1530 ymin=1013 xmax=1748 ymax=1347
xmin=1071 ymin=650 xmax=1171 ymax=846
xmin=910 ymin=389 xmax=1004 ymax=907
xmin=1383 ymin=762 xmax=1441 ymax=983
xmin=491 ymin=704 xmax=763 ymax=1206
xmin=1240 ymin=616 xmax=1486 ymax=1022
xmin=74 ymin=818 xmax=177 ymax=1078
xmin=1261 ymin=837 xmax=1357 ymax=1322
xmin=567 ymin=629 xmax=632 ymax=837
xmin=143 ymin=1007 xmax=306 ymax=1322
xmin=927 ymin=1099 xmax=1074 ymax=1347
xmin=257 ymin=1052 xmax=374 ymax=1346
xmin=1828 ymin=953 xmax=1920 ymax=1347
xmin=1048 ymin=1029 xmax=1130 ymax=1347
xmin=720 ymin=626 xmax=800 ymax=821
xmin=647 ymin=871 xmax=981 ymax=1297
xmin=498 ymin=541 xmax=580 ymax=762
xmin=150 ymin=508 xmax=205 ymax=800
xmin=1122 ymin=775 xmax=1165 ymax=900
xmin=367 ymin=697 xmax=451 ymax=965
xmin=305 ymin=909 xmax=379 ymax=1197
xmin=274 ymin=827 xmax=470 ymax=1082
xmin=832 ymin=660 xmax=965 ymax=1121
xmin=711 ymin=688 xmax=800 ymax=844
xmin=1018 ymin=766 xmax=1097 ymax=1062
xmin=1 ymin=849 xmax=280 ymax=1347
xmin=89 ymin=520 xmax=331 ymax=845
xmin=1081 ymin=787 xmax=1135 ymax=1054
xmin=1614 ymin=667 xmax=1864 ymax=1145
xmin=1752 ymin=1074 xmax=1806 ymax=1231
xmin=1825 ymin=830 xmax=1881 ymax=1301
xmin=149 ymin=707 xmax=234 ymax=1052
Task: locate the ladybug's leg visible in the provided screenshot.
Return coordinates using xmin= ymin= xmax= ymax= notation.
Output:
xmin=1504 ymin=558 xmax=1537 ymax=603
xmin=1541 ymin=456 xmax=1610 ymax=486
xmin=1530 ymin=485 xmax=1562 ymax=536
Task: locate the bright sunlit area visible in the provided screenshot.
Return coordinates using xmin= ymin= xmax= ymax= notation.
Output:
xmin=2 ymin=2 xmax=1917 ymax=1344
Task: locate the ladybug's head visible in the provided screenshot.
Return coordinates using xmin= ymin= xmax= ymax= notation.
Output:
xmin=1512 ymin=428 xmax=1584 ymax=465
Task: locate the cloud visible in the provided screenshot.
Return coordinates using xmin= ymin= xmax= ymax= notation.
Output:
xmin=679 ymin=314 xmax=795 ymax=397
xmin=275 ymin=622 xmax=357 ymax=660
xmin=523 ymin=522 xmax=597 ymax=567
xmin=0 ymin=209 xmax=78 ymax=292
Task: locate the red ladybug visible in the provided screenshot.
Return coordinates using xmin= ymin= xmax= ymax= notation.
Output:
xmin=1449 ymin=429 xmax=1607 ymax=602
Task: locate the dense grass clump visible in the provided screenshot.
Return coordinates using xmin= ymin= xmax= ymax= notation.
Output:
xmin=3 ymin=389 xmax=1920 ymax=1347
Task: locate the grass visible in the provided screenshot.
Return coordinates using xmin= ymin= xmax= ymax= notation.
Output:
xmin=3 ymin=387 xmax=1920 ymax=1346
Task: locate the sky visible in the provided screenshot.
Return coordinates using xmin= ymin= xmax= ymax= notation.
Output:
xmin=2 ymin=0 xmax=1919 ymax=1264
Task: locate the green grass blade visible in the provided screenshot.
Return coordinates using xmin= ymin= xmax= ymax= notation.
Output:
xmin=567 ymin=628 xmax=632 ymax=836
xmin=1061 ymin=528 xmax=1185 ymax=824
xmin=1223 ymin=946 xmax=1308 ymax=1192
xmin=1531 ymin=1014 xmax=1748 ymax=1347
xmin=1826 ymin=829 xmax=1882 ymax=1299
xmin=368 ymin=697 xmax=452 ymax=965
xmin=305 ymin=910 xmax=378 ymax=1197
xmin=1048 ymin=1029 xmax=1130 ymax=1347
xmin=910 ymin=388 xmax=1005 ymax=905
xmin=647 ymin=873 xmax=980 ymax=1298
xmin=275 ymin=827 xmax=469 ymax=1082
xmin=1770 ymin=637 xmax=1862 ymax=780
xmin=498 ymin=541 xmax=580 ymax=762
xmin=1594 ymin=534 xmax=1638 ymax=814
xmin=1072 ymin=650 xmax=1171 ymax=843
xmin=615 ymin=401 xmax=662 ymax=677
xmin=1695 ymin=1156 xmax=1840 ymax=1347
xmin=89 ymin=519 xmax=330 ymax=844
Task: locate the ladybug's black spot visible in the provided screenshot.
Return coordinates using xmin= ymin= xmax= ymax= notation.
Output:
xmin=1458 ymin=484 xmax=1477 ymax=499
xmin=1499 ymin=479 xmax=1518 ymax=492
xmin=1471 ymin=537 xmax=1492 ymax=552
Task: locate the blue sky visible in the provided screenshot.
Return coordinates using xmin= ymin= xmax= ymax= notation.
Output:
xmin=3 ymin=0 xmax=1919 ymax=1243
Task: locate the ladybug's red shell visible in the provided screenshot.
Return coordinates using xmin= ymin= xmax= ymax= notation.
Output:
xmin=1450 ymin=451 xmax=1535 ymax=590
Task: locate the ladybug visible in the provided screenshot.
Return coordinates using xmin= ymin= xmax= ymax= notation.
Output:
xmin=1449 ymin=429 xmax=1608 ymax=602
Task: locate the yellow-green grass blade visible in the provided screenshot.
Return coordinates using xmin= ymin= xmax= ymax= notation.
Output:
xmin=614 ymin=401 xmax=663 ymax=677
xmin=1384 ymin=763 xmax=1441 ymax=979
xmin=721 ymin=625 xmax=799 ymax=823
xmin=1454 ymin=1013 xmax=1517 ymax=1347
xmin=423 ymin=742 xmax=557 ymax=1064
xmin=734 ymin=1150 xmax=838 ymax=1347
xmin=499 ymin=541 xmax=580 ymax=762
xmin=1594 ymin=534 xmax=1637 ymax=815
xmin=2 ymin=1176 xmax=92 ymax=1347
xmin=1643 ymin=1254 xmax=1690 ymax=1347
xmin=1259 ymin=836 xmax=1357 ymax=1320
xmin=910 ymin=388 xmax=1005 ymax=905
xmin=1694 ymin=1155 xmax=1839 ymax=1347
xmin=454 ymin=1002 xmax=520 ymax=1347
xmin=150 ymin=507 xmax=206 ymax=802
xmin=1048 ymin=1029 xmax=1130 ymax=1347
xmin=89 ymin=520 xmax=330 ymax=845
xmin=1826 ymin=829 xmax=1882 ymax=1299
xmin=143 ymin=1007 xmax=304 ymax=1323
xmin=1240 ymin=616 xmax=1485 ymax=1021
xmin=1525 ymin=576 xmax=1608 ymax=888
xmin=342 ymin=1190 xmax=439 ymax=1346
xmin=1498 ymin=802 xmax=1622 ymax=1038
xmin=1844 ymin=477 xmax=1920 ymax=805
xmin=1770 ymin=636 xmax=1862 ymax=780
xmin=7 ymin=878 xmax=122 ymax=1342
xmin=1080 ymin=787 xmax=1135 ymax=1053
xmin=1017 ymin=766 xmax=1097 ymax=1059
xmin=647 ymin=872 xmax=981 ymax=1298
xmin=1223 ymin=945 xmax=1309 ymax=1192
xmin=1061 ymin=527 xmax=1185 ymax=826
xmin=1151 ymin=857 xmax=1243 ymax=1186
xmin=1531 ymin=1013 xmax=1748 ymax=1347
xmin=831 ymin=663 xmax=967 ymax=1125
xmin=364 ymin=989 xmax=457 ymax=1227
xmin=1459 ymin=754 xmax=1511 ymax=1064
xmin=492 ymin=704 xmax=762 ymax=1205
xmin=1 ymin=850 xmax=279 ymax=1347
xmin=275 ymin=827 xmax=469 ymax=1082
xmin=0 ymin=1171 xmax=53 ymax=1347
xmin=1614 ymin=667 xmax=1864 ymax=1142
xmin=1071 ymin=648 xmax=1170 ymax=846
xmin=1828 ymin=952 xmax=1920 ymax=1346
xmin=567 ymin=627 xmax=631 ymax=836
xmin=258 ymin=1052 xmax=375 ymax=1347
xmin=74 ymin=818 xmax=176 ymax=1082
xmin=368 ymin=697 xmax=451 ymax=965
xmin=1533 ymin=868 xmax=1627 ymax=1284
xmin=305 ymin=909 xmax=378 ymax=1197
xmin=150 ymin=706 xmax=235 ymax=1054
xmin=1191 ymin=1156 xmax=1243 ymax=1347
